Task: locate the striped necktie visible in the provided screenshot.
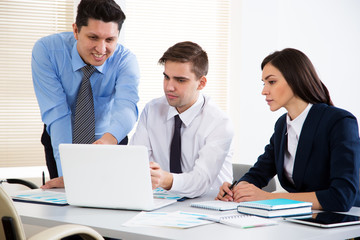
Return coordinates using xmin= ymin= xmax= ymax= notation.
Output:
xmin=73 ymin=65 xmax=96 ymax=144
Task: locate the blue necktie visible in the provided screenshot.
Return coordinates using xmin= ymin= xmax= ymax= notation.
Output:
xmin=170 ymin=115 xmax=182 ymax=173
xmin=73 ymin=65 xmax=96 ymax=144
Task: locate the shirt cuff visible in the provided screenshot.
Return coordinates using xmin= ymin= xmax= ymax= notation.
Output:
xmin=169 ymin=173 xmax=184 ymax=193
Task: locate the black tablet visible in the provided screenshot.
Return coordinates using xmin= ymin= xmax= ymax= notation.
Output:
xmin=285 ymin=212 xmax=360 ymax=228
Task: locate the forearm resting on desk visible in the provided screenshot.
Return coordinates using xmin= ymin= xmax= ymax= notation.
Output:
xmin=217 ymin=181 xmax=322 ymax=210
xmin=41 ymin=176 xmax=64 ymax=189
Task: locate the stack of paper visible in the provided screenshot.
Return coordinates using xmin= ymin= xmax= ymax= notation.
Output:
xmin=123 ymin=211 xmax=278 ymax=229
xmin=123 ymin=211 xmax=213 ymax=228
xmin=153 ymin=188 xmax=184 ymax=200
xmin=237 ymin=199 xmax=312 ymax=218
xmin=12 ymin=189 xmax=68 ymax=206
xmin=202 ymin=213 xmax=277 ymax=228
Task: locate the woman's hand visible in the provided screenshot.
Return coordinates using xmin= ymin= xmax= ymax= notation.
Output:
xmin=232 ymin=182 xmax=271 ymax=202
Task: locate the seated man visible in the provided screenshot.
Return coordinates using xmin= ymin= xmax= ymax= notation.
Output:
xmin=130 ymin=41 xmax=233 ymax=198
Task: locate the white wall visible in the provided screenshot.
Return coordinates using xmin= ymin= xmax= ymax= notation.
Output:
xmin=229 ymin=0 xmax=360 ymax=165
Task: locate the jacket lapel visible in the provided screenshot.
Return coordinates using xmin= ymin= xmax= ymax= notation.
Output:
xmin=277 ymin=121 xmax=287 ymax=182
xmin=292 ymin=104 xmax=327 ymax=190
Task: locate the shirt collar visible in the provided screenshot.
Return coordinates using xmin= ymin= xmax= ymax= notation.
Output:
xmin=71 ymin=42 xmax=105 ymax=73
xmin=167 ymin=93 xmax=205 ymax=127
xmin=286 ymin=103 xmax=313 ymax=136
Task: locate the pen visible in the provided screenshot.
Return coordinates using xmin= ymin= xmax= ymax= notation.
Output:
xmin=42 ymin=171 xmax=45 ymax=185
xmin=222 ymin=180 xmax=238 ymax=197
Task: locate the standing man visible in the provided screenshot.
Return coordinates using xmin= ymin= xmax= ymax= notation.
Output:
xmin=32 ymin=0 xmax=139 ymax=188
xmin=131 ymin=41 xmax=233 ymax=198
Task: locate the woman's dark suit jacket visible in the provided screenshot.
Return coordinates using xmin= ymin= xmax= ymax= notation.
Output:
xmin=241 ymin=103 xmax=360 ymax=211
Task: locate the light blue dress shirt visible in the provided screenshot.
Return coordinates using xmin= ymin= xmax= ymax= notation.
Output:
xmin=32 ymin=32 xmax=140 ymax=176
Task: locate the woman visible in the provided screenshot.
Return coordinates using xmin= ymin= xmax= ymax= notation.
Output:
xmin=216 ymin=48 xmax=360 ymax=211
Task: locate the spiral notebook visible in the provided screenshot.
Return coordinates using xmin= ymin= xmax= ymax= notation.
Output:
xmin=201 ymin=213 xmax=277 ymax=228
xmin=190 ymin=200 xmax=240 ymax=211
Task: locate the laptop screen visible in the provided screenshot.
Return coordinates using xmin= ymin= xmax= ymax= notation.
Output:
xmin=60 ymin=144 xmax=160 ymax=210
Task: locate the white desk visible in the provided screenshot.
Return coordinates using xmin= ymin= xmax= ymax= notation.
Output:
xmin=15 ymin=192 xmax=360 ymax=240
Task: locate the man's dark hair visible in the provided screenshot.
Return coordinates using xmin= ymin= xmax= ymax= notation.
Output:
xmin=75 ymin=0 xmax=126 ymax=33
xmin=159 ymin=41 xmax=209 ymax=78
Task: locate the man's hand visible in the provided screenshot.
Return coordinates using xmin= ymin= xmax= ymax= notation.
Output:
xmin=215 ymin=182 xmax=234 ymax=201
xmin=93 ymin=132 xmax=117 ymax=145
xmin=41 ymin=176 xmax=64 ymax=189
xmin=149 ymin=161 xmax=173 ymax=190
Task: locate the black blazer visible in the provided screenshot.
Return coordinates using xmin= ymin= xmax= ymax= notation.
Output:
xmin=241 ymin=103 xmax=360 ymax=211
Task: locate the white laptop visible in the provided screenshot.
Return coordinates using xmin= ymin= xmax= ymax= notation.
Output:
xmin=59 ymin=144 xmax=177 ymax=211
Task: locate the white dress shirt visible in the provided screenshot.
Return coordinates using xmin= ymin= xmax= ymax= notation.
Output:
xmin=130 ymin=94 xmax=234 ymax=198
xmin=284 ymin=103 xmax=313 ymax=184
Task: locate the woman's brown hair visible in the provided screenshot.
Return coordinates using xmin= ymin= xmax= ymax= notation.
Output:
xmin=261 ymin=48 xmax=333 ymax=106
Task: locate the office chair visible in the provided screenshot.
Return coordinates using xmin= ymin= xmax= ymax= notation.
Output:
xmin=232 ymin=163 xmax=277 ymax=192
xmin=0 ymin=186 xmax=104 ymax=240
xmin=0 ymin=179 xmax=38 ymax=190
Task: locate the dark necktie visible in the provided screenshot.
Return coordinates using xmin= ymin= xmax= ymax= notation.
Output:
xmin=73 ymin=65 xmax=96 ymax=144
xmin=170 ymin=115 xmax=182 ymax=173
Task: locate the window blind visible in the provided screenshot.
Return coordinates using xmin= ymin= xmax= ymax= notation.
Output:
xmin=0 ymin=0 xmax=74 ymax=167
xmin=123 ymin=0 xmax=230 ymax=114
